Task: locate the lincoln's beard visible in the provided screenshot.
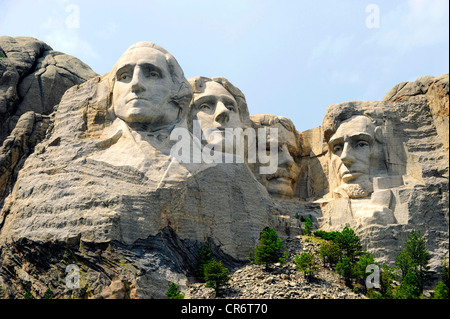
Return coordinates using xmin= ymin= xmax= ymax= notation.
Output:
xmin=334 ymin=179 xmax=373 ymax=199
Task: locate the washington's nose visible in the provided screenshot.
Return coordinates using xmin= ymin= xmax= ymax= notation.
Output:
xmin=131 ymin=67 xmax=145 ymax=93
xmin=214 ymin=101 xmax=230 ymax=124
xmin=278 ymin=145 xmax=295 ymax=167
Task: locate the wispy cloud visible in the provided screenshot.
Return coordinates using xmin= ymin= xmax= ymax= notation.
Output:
xmin=371 ymin=0 xmax=449 ymax=51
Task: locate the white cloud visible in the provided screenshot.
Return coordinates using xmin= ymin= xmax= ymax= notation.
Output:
xmin=44 ymin=28 xmax=99 ymax=61
xmin=373 ymin=0 xmax=449 ymax=51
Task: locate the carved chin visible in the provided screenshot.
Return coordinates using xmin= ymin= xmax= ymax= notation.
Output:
xmin=267 ymin=178 xmax=295 ymax=198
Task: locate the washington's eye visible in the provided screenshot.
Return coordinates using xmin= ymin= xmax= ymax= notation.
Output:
xmin=149 ymin=71 xmax=160 ymax=78
xmin=355 ymin=140 xmax=369 ymax=148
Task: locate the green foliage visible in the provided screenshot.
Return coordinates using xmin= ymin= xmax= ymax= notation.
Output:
xmin=438 ymin=252 xmax=449 ymax=288
xmin=433 ymin=281 xmax=449 ymax=299
xmin=23 ymin=291 xmax=34 ymax=299
xmin=393 ymin=270 xmax=422 ymax=299
xmin=335 ymin=226 xmax=363 ymax=263
xmin=405 ymin=230 xmax=431 ymax=289
xmin=336 ymin=257 xmax=356 ymax=287
xmin=313 ymin=230 xmax=340 ymax=242
xmin=379 ymin=264 xmax=397 ymax=298
xmin=295 ymin=251 xmax=319 ymax=281
xmin=166 ymin=282 xmax=185 ymax=299
xmin=433 ymin=253 xmax=449 ymax=299
xmin=44 ymin=288 xmax=54 ymax=299
xmin=395 ymin=230 xmax=431 ymax=295
xmin=254 ymin=227 xmax=287 ymax=270
xmin=303 ymin=217 xmax=313 ymax=236
xmin=394 ymin=250 xmax=412 ymax=279
xmin=319 ymin=240 xmax=342 ymax=268
xmin=366 ymin=289 xmax=383 ymax=299
xmin=196 ymin=244 xmax=213 ymax=281
xmin=204 ymin=260 xmax=231 ymax=293
xmin=336 ymin=257 xmax=355 ymax=287
xmin=354 ymin=252 xmax=377 ymax=286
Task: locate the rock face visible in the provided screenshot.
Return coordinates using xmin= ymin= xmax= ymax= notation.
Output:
xmin=0 ymin=36 xmax=97 ymax=205
xmin=0 ymin=36 xmax=97 ymax=143
xmin=0 ymin=38 xmax=448 ymax=299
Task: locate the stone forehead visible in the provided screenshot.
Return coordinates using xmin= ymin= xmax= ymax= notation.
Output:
xmin=332 ymin=115 xmax=376 ymax=138
xmin=193 ymin=81 xmax=235 ymax=99
xmin=115 ymin=46 xmax=167 ymax=68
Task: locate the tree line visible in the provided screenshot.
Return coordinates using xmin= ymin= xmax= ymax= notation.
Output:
xmin=167 ymin=220 xmax=449 ymax=299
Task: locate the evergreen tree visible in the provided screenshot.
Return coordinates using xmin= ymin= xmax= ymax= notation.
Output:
xmin=335 ymin=226 xmax=362 ymax=263
xmin=44 ymin=288 xmax=54 ymax=299
xmin=433 ymin=281 xmax=449 ymax=299
xmin=254 ymin=227 xmax=287 ymax=270
xmin=319 ymin=240 xmax=342 ymax=268
xmin=395 ymin=230 xmax=431 ymax=295
xmin=404 ymin=230 xmax=431 ymax=293
xmin=204 ymin=260 xmax=231 ymax=293
xmin=336 ymin=257 xmax=356 ymax=287
xmin=379 ymin=264 xmax=396 ymax=298
xmin=394 ymin=249 xmax=412 ymax=279
xmin=196 ymin=244 xmax=213 ymax=281
xmin=304 ymin=217 xmax=313 ymax=236
xmin=166 ymin=282 xmax=185 ymax=299
xmin=393 ymin=270 xmax=421 ymax=299
xmin=295 ymin=251 xmax=319 ymax=281
xmin=433 ymin=253 xmax=449 ymax=299
xmin=354 ymin=252 xmax=377 ymax=287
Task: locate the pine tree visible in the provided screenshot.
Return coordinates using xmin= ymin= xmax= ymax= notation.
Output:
xmin=433 ymin=253 xmax=449 ymax=299
xmin=405 ymin=230 xmax=431 ymax=293
xmin=379 ymin=264 xmax=396 ymax=298
xmin=204 ymin=260 xmax=231 ymax=293
xmin=166 ymin=282 xmax=185 ymax=299
xmin=254 ymin=227 xmax=287 ymax=271
xmin=304 ymin=217 xmax=313 ymax=236
xmin=196 ymin=244 xmax=213 ymax=281
xmin=393 ymin=230 xmax=431 ymax=298
xmin=336 ymin=257 xmax=356 ymax=287
xmin=335 ymin=226 xmax=362 ymax=263
xmin=295 ymin=251 xmax=319 ymax=281
xmin=395 ymin=230 xmax=430 ymax=295
xmin=319 ymin=240 xmax=342 ymax=268
xmin=354 ymin=252 xmax=377 ymax=287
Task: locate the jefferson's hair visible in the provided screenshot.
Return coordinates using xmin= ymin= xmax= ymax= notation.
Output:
xmin=187 ymin=76 xmax=251 ymax=127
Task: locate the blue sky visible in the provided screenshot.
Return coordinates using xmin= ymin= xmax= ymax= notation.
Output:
xmin=1 ymin=0 xmax=448 ymax=132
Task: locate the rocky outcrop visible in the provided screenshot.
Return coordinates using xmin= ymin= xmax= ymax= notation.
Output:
xmin=0 ymin=38 xmax=447 ymax=299
xmin=0 ymin=36 xmax=97 ymax=144
xmin=315 ymin=75 xmax=449 ymax=272
xmin=0 ymin=37 xmax=97 ymax=209
xmin=185 ymin=236 xmax=365 ymax=299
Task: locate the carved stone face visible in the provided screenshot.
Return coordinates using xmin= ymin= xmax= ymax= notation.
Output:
xmin=112 ymin=47 xmax=179 ymax=125
xmin=260 ymin=123 xmax=300 ymax=198
xmin=192 ymin=81 xmax=242 ymax=149
xmin=328 ymin=115 xmax=384 ymax=188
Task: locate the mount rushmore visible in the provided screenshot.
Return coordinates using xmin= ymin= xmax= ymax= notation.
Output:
xmin=0 ymin=36 xmax=448 ymax=298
